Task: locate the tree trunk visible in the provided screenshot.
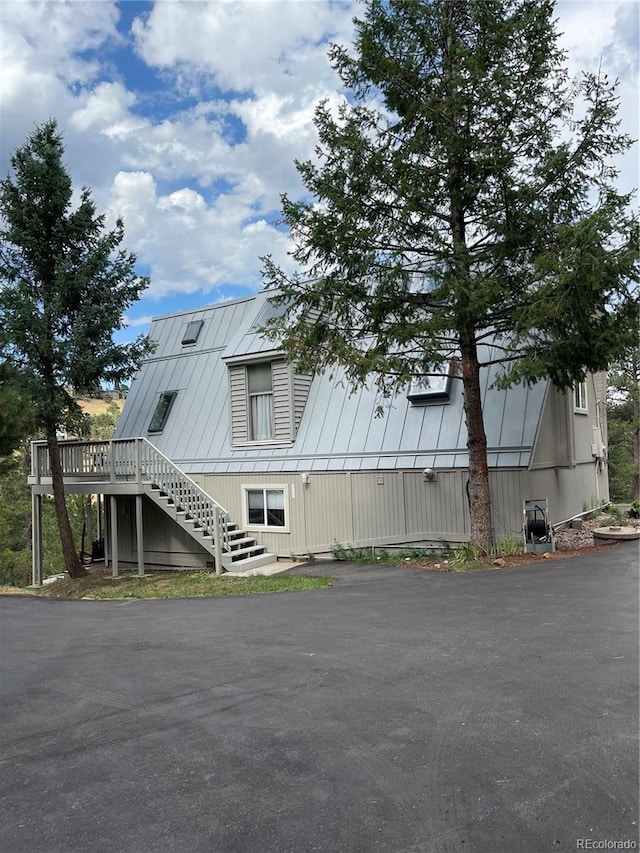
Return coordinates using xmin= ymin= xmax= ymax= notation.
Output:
xmin=633 ymin=423 xmax=640 ymax=502
xmin=460 ymin=335 xmax=494 ymax=554
xmin=47 ymin=436 xmax=87 ymax=578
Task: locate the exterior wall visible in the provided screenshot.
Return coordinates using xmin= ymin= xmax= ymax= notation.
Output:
xmin=196 ymin=468 xmax=528 ymax=556
xmin=529 ymin=372 xmax=609 ymax=516
xmin=112 ymin=462 xmax=605 ymax=569
xmin=525 ymin=462 xmax=609 ymax=524
xmin=530 ymin=385 xmax=572 ymax=468
xmin=293 ymin=372 xmax=313 ymax=433
xmin=115 ymin=495 xmax=212 ymax=569
xmin=531 ymin=373 xmax=607 ymax=470
xmin=272 ymin=360 xmax=292 ymax=442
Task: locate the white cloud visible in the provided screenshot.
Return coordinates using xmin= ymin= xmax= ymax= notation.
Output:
xmin=131 ymin=0 xmax=355 ymax=95
xmin=122 ymin=314 xmax=155 ymax=329
xmin=1 ymin=0 xmax=637 ymax=326
xmin=107 ymin=168 xmax=295 ymax=300
xmin=557 ymin=1 xmax=638 ymax=196
xmin=70 ymin=82 xmax=137 ymax=132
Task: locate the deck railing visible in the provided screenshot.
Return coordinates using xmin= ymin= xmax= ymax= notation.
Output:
xmin=30 ymin=438 xmax=231 ymax=553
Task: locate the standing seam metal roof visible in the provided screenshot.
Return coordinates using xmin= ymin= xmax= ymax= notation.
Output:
xmin=115 ymin=291 xmax=546 ymax=473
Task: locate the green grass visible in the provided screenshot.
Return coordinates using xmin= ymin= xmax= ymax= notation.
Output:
xmin=1 ymin=571 xmax=333 ymax=600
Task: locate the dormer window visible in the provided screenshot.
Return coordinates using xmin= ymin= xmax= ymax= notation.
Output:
xmin=226 ymin=357 xmax=312 ymax=446
xmin=247 ymin=362 xmax=273 ymax=441
xmin=182 ymin=320 xmax=204 ymax=345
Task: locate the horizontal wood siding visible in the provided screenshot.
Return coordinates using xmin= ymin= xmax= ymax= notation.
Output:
xmin=272 ymin=360 xmax=292 ymax=442
xmin=229 ymin=364 xmax=248 ymax=445
xmin=293 ymin=373 xmax=313 ymax=434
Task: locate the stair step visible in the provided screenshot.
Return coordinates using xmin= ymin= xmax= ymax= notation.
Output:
xmin=223 ymin=552 xmax=278 ymax=572
xmin=146 ymin=479 xmax=267 ymax=569
xmin=226 ymin=529 xmax=247 ymax=541
xmin=228 ymin=536 xmax=259 ymax=550
xmin=228 ymin=545 xmax=267 ymax=561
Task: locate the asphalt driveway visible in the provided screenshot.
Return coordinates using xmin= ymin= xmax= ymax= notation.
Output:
xmin=1 ymin=543 xmax=638 ymax=853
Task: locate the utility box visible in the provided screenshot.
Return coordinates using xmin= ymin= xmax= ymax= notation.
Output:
xmin=523 ymin=499 xmax=556 ymax=554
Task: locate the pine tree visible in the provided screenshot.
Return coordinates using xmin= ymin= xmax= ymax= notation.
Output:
xmin=607 ymin=346 xmax=640 ymax=502
xmin=262 ymin=0 xmax=639 ymax=552
xmin=0 ymin=121 xmax=153 ymax=577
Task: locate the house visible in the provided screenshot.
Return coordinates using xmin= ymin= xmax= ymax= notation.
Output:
xmin=28 ymin=290 xmax=609 ymax=578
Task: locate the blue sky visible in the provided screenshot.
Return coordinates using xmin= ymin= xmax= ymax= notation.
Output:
xmin=1 ymin=1 xmax=638 ymax=343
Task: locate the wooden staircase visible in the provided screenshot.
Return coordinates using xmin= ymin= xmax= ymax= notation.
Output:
xmin=28 ymin=436 xmax=276 ymax=574
xmin=145 ymin=484 xmax=275 ymax=572
xmin=136 ymin=440 xmax=277 ymax=572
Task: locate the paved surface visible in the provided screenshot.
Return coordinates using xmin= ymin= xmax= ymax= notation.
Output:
xmin=1 ymin=544 xmax=638 ymax=853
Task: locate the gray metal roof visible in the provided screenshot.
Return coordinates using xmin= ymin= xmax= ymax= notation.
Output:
xmin=115 ymin=292 xmax=546 ymax=473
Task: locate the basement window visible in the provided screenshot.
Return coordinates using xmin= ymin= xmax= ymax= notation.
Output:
xmin=148 ymin=391 xmax=177 ymax=433
xmin=181 ymin=320 xmax=204 ymax=346
xmin=243 ymin=486 xmax=289 ymax=532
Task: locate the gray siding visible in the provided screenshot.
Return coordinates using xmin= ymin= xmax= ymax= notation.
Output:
xmin=114 ymin=496 xmax=212 ymax=569
xmin=115 ymin=459 xmax=607 ymax=569
xmin=294 ymin=372 xmax=313 ymax=433
xmin=272 ymin=360 xmax=292 ymax=442
xmin=530 ymin=385 xmax=571 ymax=469
xmin=229 ymin=364 xmax=249 ymax=444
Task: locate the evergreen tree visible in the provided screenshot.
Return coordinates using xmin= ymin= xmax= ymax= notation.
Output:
xmin=607 ymin=346 xmax=640 ymax=502
xmin=0 ymin=121 xmax=152 ymax=577
xmin=0 ymin=360 xmax=36 ymax=468
xmin=262 ymin=0 xmax=639 ymax=552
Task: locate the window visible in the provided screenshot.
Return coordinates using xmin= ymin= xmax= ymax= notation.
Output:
xmin=407 ymin=364 xmax=452 ymax=402
xmin=148 ymin=391 xmax=177 ymax=432
xmin=574 ymin=381 xmax=588 ymax=412
xmin=243 ymin=486 xmax=288 ymax=531
xmin=227 ymin=358 xmax=310 ymax=446
xmin=181 ymin=320 xmax=204 ymax=345
xmin=248 ymin=362 xmax=273 ymax=440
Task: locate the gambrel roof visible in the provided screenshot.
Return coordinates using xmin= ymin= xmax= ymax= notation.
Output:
xmin=115 ymin=290 xmax=546 ymax=475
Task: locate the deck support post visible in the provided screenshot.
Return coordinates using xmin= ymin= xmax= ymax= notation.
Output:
xmin=110 ymin=495 xmax=118 ymax=578
xmin=214 ymin=507 xmax=223 ymax=576
xmin=104 ymin=495 xmax=109 ymax=567
xmin=97 ymin=493 xmax=102 ymax=540
xmin=136 ymin=494 xmax=144 ymax=577
xmin=31 ymin=493 xmax=42 ymax=587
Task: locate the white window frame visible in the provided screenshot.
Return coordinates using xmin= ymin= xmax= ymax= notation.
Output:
xmin=242 ymin=485 xmax=290 ymax=533
xmin=247 ymin=363 xmax=274 ymax=441
xmin=574 ymin=380 xmax=588 ymax=413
